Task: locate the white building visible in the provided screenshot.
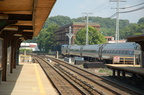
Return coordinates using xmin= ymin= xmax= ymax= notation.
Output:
xmin=105 ymin=36 xmax=126 ymax=43
xmin=20 ymin=43 xmax=40 ymax=51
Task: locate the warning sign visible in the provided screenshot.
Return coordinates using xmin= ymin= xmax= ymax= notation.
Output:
xmin=113 ymin=56 xmax=120 ymax=63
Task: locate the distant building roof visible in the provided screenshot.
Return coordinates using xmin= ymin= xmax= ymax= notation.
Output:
xmin=20 ymin=43 xmax=40 ymax=51
xmin=21 ymin=43 xmax=37 ymax=46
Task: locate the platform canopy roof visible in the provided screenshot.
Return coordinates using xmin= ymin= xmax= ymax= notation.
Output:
xmin=127 ymin=34 xmax=144 ymax=42
xmin=0 ymin=0 xmax=56 ymax=40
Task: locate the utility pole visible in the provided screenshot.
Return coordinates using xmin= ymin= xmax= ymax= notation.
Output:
xmin=66 ymin=26 xmax=74 ymax=45
xmin=110 ymin=0 xmax=126 ymax=43
xmin=82 ymin=12 xmax=93 ymax=45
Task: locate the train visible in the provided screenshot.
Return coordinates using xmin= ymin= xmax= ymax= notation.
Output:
xmin=61 ymin=42 xmax=141 ymax=64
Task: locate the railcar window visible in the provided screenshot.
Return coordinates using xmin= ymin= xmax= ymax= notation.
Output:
xmin=85 ymin=50 xmax=88 ymax=52
xmin=113 ymin=50 xmax=115 ymax=54
xmin=116 ymin=50 xmax=120 ymax=54
xmin=118 ymin=50 xmax=120 ymax=54
xmin=110 ymin=50 xmax=112 ymax=54
xmin=105 ymin=50 xmax=107 ymax=53
xmin=96 ymin=50 xmax=99 ymax=53
xmin=124 ymin=51 xmax=127 ymax=54
xmin=115 ymin=50 xmax=117 ymax=54
xmin=115 ymin=50 xmax=118 ymax=54
xmin=75 ymin=50 xmax=79 ymax=52
xmin=109 ymin=50 xmax=111 ymax=53
xmin=114 ymin=50 xmax=116 ymax=54
xmin=125 ymin=51 xmax=128 ymax=54
xmin=121 ymin=50 xmax=124 ymax=54
xmin=107 ymin=50 xmax=109 ymax=53
xmin=116 ymin=50 xmax=119 ymax=54
xmin=129 ymin=51 xmax=134 ymax=54
xmin=111 ymin=50 xmax=114 ymax=54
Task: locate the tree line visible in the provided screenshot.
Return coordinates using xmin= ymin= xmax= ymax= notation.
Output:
xmin=25 ymin=15 xmax=144 ymax=53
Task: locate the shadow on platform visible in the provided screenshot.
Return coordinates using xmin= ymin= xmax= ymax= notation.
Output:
xmin=0 ymin=64 xmax=23 ymax=95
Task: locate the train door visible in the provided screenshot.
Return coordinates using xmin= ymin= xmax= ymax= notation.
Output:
xmin=80 ymin=46 xmax=83 ymax=57
xmin=134 ymin=50 xmax=141 ymax=65
xmin=99 ymin=44 xmax=104 ymax=61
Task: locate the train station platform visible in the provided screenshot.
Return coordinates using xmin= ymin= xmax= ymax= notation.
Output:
xmin=0 ymin=62 xmax=58 ymax=95
xmin=105 ymin=64 xmax=144 ymax=77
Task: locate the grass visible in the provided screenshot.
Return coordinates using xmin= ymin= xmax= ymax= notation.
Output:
xmin=98 ymin=68 xmax=112 ymax=75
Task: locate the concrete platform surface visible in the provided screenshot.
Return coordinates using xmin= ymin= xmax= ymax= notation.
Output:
xmin=0 ymin=62 xmax=58 ymax=95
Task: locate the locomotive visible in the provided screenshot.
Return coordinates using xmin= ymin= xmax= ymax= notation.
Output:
xmin=61 ymin=42 xmax=141 ymax=64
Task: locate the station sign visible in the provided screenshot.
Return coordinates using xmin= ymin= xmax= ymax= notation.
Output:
xmin=113 ymin=56 xmax=120 ymax=63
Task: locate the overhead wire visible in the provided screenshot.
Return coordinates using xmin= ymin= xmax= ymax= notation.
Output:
xmin=119 ymin=6 xmax=144 ymax=13
xmin=120 ymin=2 xmax=144 ymax=9
xmin=110 ymin=2 xmax=144 ymax=18
xmin=110 ymin=13 xmax=117 ymax=18
xmin=90 ymin=1 xmax=110 ymax=12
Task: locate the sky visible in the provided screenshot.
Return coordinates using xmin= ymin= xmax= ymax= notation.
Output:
xmin=49 ymin=0 xmax=144 ymax=23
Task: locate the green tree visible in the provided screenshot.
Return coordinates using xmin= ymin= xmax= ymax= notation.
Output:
xmin=43 ymin=15 xmax=72 ymax=28
xmin=75 ymin=26 xmax=107 ymax=45
xmin=136 ymin=17 xmax=144 ymax=34
xmin=19 ymin=49 xmax=32 ymax=53
xmin=36 ymin=24 xmax=60 ymax=52
xmin=138 ymin=17 xmax=144 ymax=24
xmin=44 ymin=24 xmax=60 ymax=52
xmin=36 ymin=29 xmax=46 ymax=51
xmin=120 ymin=24 xmax=138 ymax=39
xmin=100 ymin=28 xmax=115 ymax=37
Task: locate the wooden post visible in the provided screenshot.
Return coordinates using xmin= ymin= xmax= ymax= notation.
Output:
xmin=141 ymin=51 xmax=144 ymax=68
xmin=117 ymin=70 xmax=120 ymax=78
xmin=1 ymin=35 xmax=8 ymax=81
xmin=10 ymin=44 xmax=14 ymax=73
xmin=122 ymin=71 xmax=125 ymax=79
xmin=55 ymin=51 xmax=58 ymax=59
xmin=113 ymin=69 xmax=115 ymax=77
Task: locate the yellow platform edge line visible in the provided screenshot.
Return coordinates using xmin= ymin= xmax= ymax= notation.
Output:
xmin=34 ymin=64 xmax=46 ymax=95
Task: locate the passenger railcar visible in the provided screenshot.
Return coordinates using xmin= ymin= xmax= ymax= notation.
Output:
xmin=61 ymin=42 xmax=141 ymax=64
xmin=69 ymin=45 xmax=82 ymax=56
xmin=101 ymin=42 xmax=140 ymax=63
xmin=61 ymin=44 xmax=69 ymax=56
xmin=81 ymin=44 xmax=103 ymax=61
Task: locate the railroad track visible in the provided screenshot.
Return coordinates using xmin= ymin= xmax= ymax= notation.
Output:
xmin=34 ymin=56 xmax=88 ymax=95
xmin=34 ymin=55 xmax=143 ymax=95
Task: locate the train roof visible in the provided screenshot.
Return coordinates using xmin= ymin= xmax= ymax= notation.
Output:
xmin=103 ymin=42 xmax=139 ymax=50
xmin=69 ymin=45 xmax=82 ymax=49
xmin=82 ymin=44 xmax=102 ymax=50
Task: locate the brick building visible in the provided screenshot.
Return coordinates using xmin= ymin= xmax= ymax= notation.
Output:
xmin=54 ymin=22 xmax=100 ymax=45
